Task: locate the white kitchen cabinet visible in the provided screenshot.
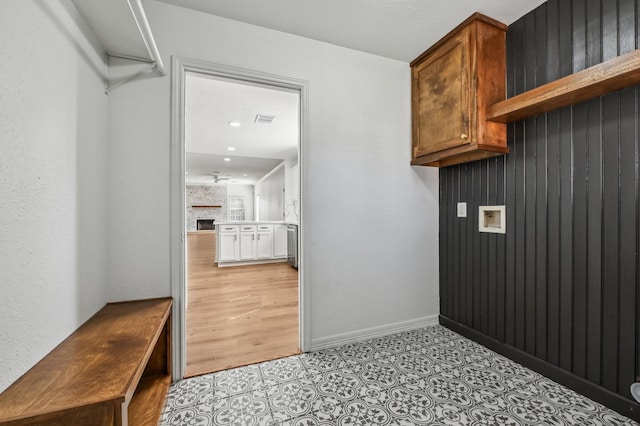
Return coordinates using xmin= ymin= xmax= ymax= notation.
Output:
xmin=239 ymin=225 xmax=257 ymax=260
xmin=216 ymin=222 xmax=289 ymax=267
xmin=273 ymin=224 xmax=287 ymax=258
xmin=257 ymin=226 xmax=273 ymax=259
xmin=218 ymin=225 xmax=239 ymax=262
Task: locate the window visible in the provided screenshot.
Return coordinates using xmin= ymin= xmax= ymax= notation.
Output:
xmin=228 ymin=196 xmax=245 ymax=221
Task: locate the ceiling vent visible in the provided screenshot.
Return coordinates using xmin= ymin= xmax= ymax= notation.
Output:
xmin=255 ymin=114 xmax=276 ymax=124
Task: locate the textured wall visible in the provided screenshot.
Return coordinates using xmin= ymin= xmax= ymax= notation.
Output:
xmin=0 ymin=0 xmax=108 ymax=392
xmin=439 ymin=0 xmax=640 ymax=416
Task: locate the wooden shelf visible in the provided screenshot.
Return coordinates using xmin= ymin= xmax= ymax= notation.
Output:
xmin=129 ymin=375 xmax=172 ymax=426
xmin=486 ymin=48 xmax=640 ymax=123
xmin=191 ymin=205 xmax=221 ymax=208
xmin=0 ymin=298 xmax=173 ymax=426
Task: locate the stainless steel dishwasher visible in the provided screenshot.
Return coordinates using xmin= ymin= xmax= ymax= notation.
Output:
xmin=286 ymin=224 xmax=298 ymax=269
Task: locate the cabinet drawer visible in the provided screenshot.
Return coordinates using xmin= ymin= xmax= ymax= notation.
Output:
xmin=257 ymin=224 xmax=274 ymax=231
xmin=220 ymin=225 xmax=239 ymax=233
xmin=240 ymin=225 xmax=257 ymax=232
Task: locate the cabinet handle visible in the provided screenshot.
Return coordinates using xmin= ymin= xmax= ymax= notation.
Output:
xmin=252 ymin=235 xmax=255 ymax=241
xmin=258 ymin=235 xmax=261 ymax=241
xmin=460 ymin=133 xmax=468 ymax=139
xmin=234 ymin=235 xmax=237 ymax=241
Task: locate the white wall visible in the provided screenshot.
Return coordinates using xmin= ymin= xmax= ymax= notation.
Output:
xmin=107 ymin=1 xmax=439 ymax=343
xmin=255 ymin=165 xmax=285 ymax=221
xmin=0 ymin=0 xmax=109 ymax=391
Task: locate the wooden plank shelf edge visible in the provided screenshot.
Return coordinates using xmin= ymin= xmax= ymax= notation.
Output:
xmin=191 ymin=205 xmax=222 ymax=208
xmin=486 ymin=48 xmax=640 ymax=123
xmin=411 ymin=143 xmax=509 ymax=168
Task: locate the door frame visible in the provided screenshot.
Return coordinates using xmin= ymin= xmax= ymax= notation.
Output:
xmin=169 ymin=56 xmax=310 ymax=380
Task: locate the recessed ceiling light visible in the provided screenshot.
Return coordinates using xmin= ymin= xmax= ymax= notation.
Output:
xmin=227 ymin=146 xmax=236 ymax=151
xmin=228 ymin=121 xmax=241 ymax=127
xmin=224 ymin=157 xmax=231 ymax=162
xmin=242 ymin=174 xmax=248 ymax=177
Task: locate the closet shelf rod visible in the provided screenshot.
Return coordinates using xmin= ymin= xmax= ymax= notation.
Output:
xmin=126 ymin=0 xmax=165 ymax=76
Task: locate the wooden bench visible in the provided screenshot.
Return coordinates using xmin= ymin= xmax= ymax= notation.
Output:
xmin=0 ymin=298 xmax=173 ymax=426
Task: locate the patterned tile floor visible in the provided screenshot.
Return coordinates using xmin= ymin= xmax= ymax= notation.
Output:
xmin=161 ymin=325 xmax=639 ymax=425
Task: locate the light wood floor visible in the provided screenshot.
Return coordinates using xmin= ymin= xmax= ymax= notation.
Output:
xmin=185 ymin=231 xmax=300 ymax=377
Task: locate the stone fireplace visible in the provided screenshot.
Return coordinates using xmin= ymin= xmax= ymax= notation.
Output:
xmin=186 ymin=184 xmax=227 ymax=231
xmin=197 ymin=219 xmax=215 ymax=230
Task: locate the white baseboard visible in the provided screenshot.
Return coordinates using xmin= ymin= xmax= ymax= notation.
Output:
xmin=309 ymin=314 xmax=439 ymax=351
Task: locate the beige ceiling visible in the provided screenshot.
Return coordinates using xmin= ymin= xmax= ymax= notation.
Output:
xmin=185 ymin=72 xmax=299 ymax=186
xmin=185 ymin=153 xmax=283 ymax=186
xmin=72 ymin=0 xmax=547 ymax=63
xmin=186 ymin=72 xmax=299 ymax=159
xmin=156 ymin=0 xmax=546 ymax=62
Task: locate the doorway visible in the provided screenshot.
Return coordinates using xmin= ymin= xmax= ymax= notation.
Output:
xmin=170 ymin=59 xmax=309 ymax=380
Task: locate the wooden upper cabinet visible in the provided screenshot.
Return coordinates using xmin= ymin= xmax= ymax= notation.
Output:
xmin=411 ymin=13 xmax=508 ymax=167
xmin=414 ymin=30 xmax=471 ymax=156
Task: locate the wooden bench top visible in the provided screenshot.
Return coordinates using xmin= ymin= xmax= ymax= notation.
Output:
xmin=0 ymin=298 xmax=172 ymax=423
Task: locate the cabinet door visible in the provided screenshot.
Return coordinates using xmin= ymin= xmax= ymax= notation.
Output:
xmin=240 ymin=232 xmax=257 ymax=260
xmin=257 ymin=231 xmax=273 ymax=259
xmin=413 ymin=29 xmax=471 ymax=157
xmin=219 ymin=233 xmax=239 ymax=262
xmin=273 ymin=225 xmax=288 ymax=258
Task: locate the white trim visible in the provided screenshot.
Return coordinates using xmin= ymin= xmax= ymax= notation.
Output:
xmin=170 ymin=57 xmax=310 ymax=380
xmin=299 ymin=77 xmax=310 ymax=352
xmin=309 ymin=315 xmax=440 ymax=351
xmin=170 ymin=57 xmax=187 ymax=382
xmin=217 ymin=259 xmax=287 ymax=268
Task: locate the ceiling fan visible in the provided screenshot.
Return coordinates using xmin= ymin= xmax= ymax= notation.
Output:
xmin=210 ymin=172 xmax=229 ymax=183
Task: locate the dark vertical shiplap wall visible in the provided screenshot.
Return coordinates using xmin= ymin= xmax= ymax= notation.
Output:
xmin=439 ymin=0 xmax=640 ymax=409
